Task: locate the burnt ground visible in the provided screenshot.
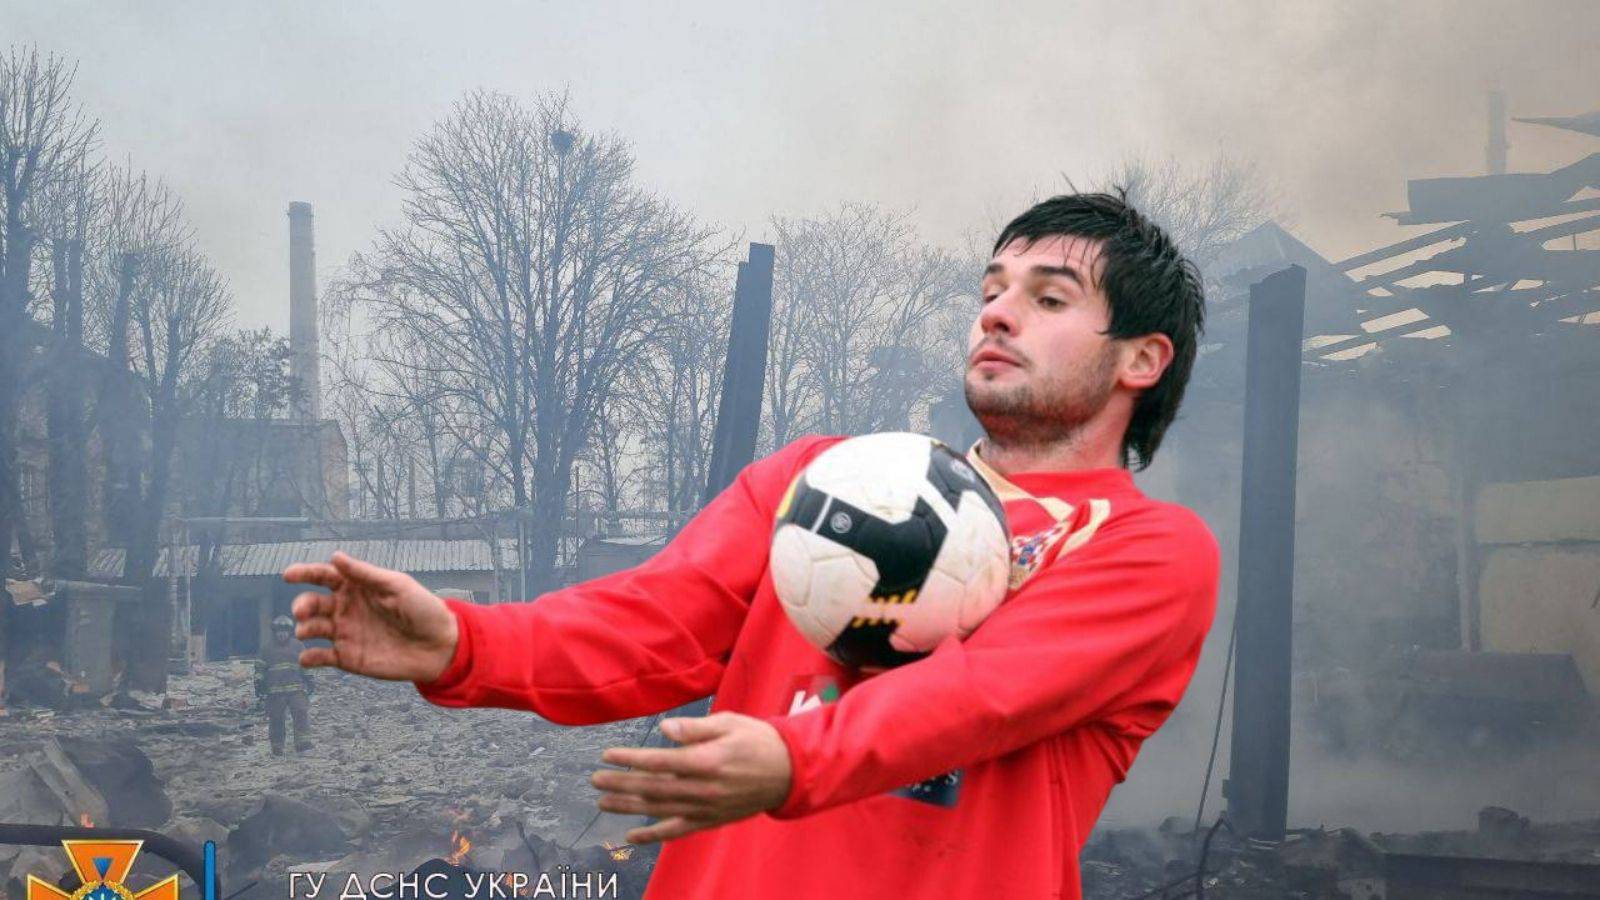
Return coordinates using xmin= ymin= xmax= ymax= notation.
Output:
xmin=0 ymin=659 xmax=660 ymax=900
xmin=5 ymin=660 xmax=1600 ymax=899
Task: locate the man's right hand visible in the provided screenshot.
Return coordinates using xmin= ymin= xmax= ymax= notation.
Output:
xmin=282 ymin=551 xmax=460 ymax=683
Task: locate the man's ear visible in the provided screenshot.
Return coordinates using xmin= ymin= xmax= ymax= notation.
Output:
xmin=1120 ymin=333 xmax=1174 ymax=390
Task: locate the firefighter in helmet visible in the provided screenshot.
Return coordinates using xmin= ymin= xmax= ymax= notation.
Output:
xmin=256 ymin=614 xmax=314 ymax=754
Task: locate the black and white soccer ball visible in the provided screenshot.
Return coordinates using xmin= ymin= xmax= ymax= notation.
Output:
xmin=769 ymin=432 xmax=1012 ymax=670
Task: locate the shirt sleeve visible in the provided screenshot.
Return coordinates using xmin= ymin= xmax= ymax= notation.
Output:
xmin=413 ymin=435 xmax=840 ymax=726
xmin=762 ymin=502 xmax=1220 ymax=819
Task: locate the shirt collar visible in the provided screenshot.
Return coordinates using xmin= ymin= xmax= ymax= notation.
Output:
xmin=967 ymin=438 xmax=1141 ymax=510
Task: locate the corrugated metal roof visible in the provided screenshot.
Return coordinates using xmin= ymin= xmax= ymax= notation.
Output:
xmin=90 ymin=538 xmax=520 ymax=580
xmin=591 ymin=535 xmax=669 ymax=547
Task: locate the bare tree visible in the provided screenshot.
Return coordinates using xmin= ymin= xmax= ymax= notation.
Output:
xmin=345 ymin=89 xmax=726 ymax=591
xmin=0 ymin=44 xmax=97 ymax=578
xmin=344 ymin=399 xmax=429 ymax=521
xmin=117 ymin=246 xmax=230 ymax=690
xmin=619 ymin=267 xmax=732 ymax=517
xmin=763 ymin=204 xmax=971 ymax=446
xmin=128 ymin=247 xmax=232 ymax=538
xmin=32 ymin=154 xmax=103 ymax=577
xmin=1096 ymin=155 xmax=1277 ymax=272
xmin=184 ymin=328 xmax=300 ymax=519
xmin=323 ymin=278 xmax=467 ymax=520
xmin=89 ymin=165 xmax=190 ymax=562
xmin=580 ymin=397 xmax=646 ymax=526
xmin=182 ymin=328 xmax=295 ymax=648
xmin=762 ymin=223 xmax=823 ymax=450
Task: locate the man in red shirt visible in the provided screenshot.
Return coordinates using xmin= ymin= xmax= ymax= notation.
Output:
xmin=285 ymin=192 xmax=1219 ymax=899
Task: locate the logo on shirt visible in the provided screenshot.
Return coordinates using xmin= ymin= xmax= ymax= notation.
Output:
xmin=786 ymin=674 xmax=841 ymax=714
xmin=1009 ymin=520 xmax=1073 ymax=590
xmin=892 ymin=769 xmax=962 ymax=807
xmin=1006 ymin=497 xmax=1114 ymax=591
xmin=781 ymin=674 xmax=963 ymax=808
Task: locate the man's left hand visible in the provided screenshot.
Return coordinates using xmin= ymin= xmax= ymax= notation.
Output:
xmin=592 ymin=712 xmax=792 ymax=844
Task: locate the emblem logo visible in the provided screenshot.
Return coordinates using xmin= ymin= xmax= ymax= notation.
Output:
xmin=1008 ymin=520 xmax=1071 ymax=590
xmin=785 ymin=674 xmax=842 ymax=714
xmin=27 ymin=841 xmax=179 ymax=900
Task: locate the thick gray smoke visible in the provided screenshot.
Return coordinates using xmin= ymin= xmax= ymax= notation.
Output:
xmin=6 ymin=0 xmax=1598 ymax=329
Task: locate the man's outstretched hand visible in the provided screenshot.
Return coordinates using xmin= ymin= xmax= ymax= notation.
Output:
xmin=592 ymin=713 xmax=793 ymax=844
xmin=282 ymin=551 xmax=459 ymax=683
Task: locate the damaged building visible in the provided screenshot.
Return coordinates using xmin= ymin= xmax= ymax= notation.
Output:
xmin=1158 ymin=147 xmax=1600 ymax=758
xmin=1081 ymin=102 xmax=1600 ymax=896
xmin=3 ymin=203 xmax=351 ymax=704
xmin=4 ymin=198 xmax=656 ymax=707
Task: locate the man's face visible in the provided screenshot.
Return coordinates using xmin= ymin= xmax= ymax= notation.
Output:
xmin=965 ymin=234 xmax=1120 ymax=446
xmin=273 ymin=628 xmax=291 ymax=645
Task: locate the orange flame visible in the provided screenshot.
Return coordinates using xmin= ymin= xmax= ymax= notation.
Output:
xmin=601 ymin=841 xmax=633 ymax=862
xmin=78 ymin=812 xmax=94 ymax=828
xmin=446 ymin=830 xmax=471 ymax=865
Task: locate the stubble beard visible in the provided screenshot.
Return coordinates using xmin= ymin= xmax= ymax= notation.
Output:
xmin=965 ymin=343 xmax=1118 ymax=450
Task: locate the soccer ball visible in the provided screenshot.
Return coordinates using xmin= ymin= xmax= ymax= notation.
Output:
xmin=769 ymin=432 xmax=1012 ymax=670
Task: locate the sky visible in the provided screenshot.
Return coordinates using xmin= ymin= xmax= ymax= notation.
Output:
xmin=9 ymin=0 xmax=1600 ymax=332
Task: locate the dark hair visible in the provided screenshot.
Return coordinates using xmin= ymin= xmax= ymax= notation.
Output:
xmin=991 ymin=190 xmax=1206 ymax=471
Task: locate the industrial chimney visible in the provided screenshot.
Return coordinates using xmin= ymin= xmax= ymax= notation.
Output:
xmin=1487 ymin=90 xmax=1509 ymax=175
xmin=288 ymin=201 xmax=320 ymax=420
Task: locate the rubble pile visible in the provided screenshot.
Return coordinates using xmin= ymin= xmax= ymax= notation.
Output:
xmin=1080 ymin=820 xmax=1294 ymax=899
xmin=1080 ymin=811 xmax=1600 ymax=898
xmin=0 ymin=660 xmax=660 ymax=900
xmin=0 ymin=735 xmax=169 ymax=829
xmin=1376 ymin=804 xmax=1600 ymax=863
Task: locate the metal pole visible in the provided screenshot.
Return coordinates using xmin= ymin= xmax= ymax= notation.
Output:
xmin=1225 ymin=265 xmax=1306 ymax=843
xmin=180 ymin=520 xmax=192 ymax=671
xmin=518 ymin=513 xmax=528 ymax=602
xmin=702 ymin=244 xmax=776 ymax=504
xmin=167 ymin=516 xmax=187 ymax=674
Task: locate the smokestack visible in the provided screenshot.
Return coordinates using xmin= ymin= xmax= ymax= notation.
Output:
xmin=1487 ymin=90 xmax=1508 ymax=175
xmin=288 ymin=201 xmax=320 ymax=420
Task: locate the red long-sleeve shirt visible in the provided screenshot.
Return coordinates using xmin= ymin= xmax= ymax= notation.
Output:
xmin=416 ymin=435 xmax=1219 ymax=899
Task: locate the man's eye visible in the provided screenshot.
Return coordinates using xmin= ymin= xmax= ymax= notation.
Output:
xmin=1040 ymin=296 xmax=1065 ymax=308
xmin=981 ymin=293 xmax=998 ymax=304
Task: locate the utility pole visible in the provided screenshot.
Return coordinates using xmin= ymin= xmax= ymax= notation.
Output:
xmin=702 ymin=243 xmax=776 ymax=505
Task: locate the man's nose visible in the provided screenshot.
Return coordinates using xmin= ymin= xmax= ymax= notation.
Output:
xmin=977 ymin=288 xmax=1021 ymax=336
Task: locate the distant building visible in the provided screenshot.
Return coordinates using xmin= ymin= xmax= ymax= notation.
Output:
xmin=91 ymin=538 xmax=513 ymax=659
xmin=173 ymin=416 xmax=349 ymax=521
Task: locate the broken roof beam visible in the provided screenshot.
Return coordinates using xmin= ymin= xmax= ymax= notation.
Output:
xmin=1514 ymin=109 xmax=1600 ymax=138
xmin=1394 ymin=153 xmax=1600 ymax=225
xmin=1336 ymin=221 xmax=1472 ymax=273
xmin=1341 ymin=198 xmax=1600 ymax=274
